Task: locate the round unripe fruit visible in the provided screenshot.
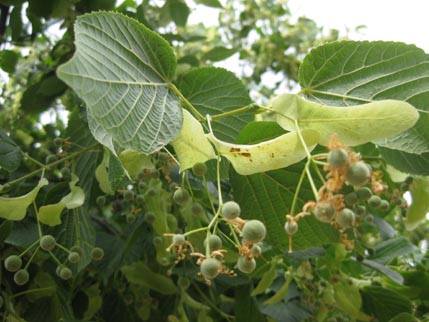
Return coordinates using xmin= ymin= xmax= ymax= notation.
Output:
xmin=14 ymin=269 xmax=30 ymax=285
xmin=200 ymin=258 xmax=220 ymax=280
xmin=251 ymin=244 xmax=262 ymax=257
xmin=40 ymin=235 xmax=56 ymax=251
xmin=284 ymin=221 xmax=298 ymax=235
xmin=314 ymin=201 xmax=336 ymax=223
xmin=60 ymin=167 xmax=71 ymax=179
xmin=135 ymin=194 xmax=145 ymax=206
xmin=96 ymin=195 xmax=106 ymax=207
xmin=344 ymin=192 xmax=359 ymax=206
xmin=178 ymin=276 xmax=191 ymax=289
xmin=126 ymin=213 xmax=136 ymax=224
xmin=70 ymin=245 xmax=83 ymax=256
xmin=357 ymin=187 xmax=373 ymax=201
xmin=144 ymin=211 xmax=156 ymax=224
xmin=242 ymin=220 xmax=266 ymax=244
xmin=123 ymin=190 xmax=134 ymax=201
xmin=354 ymin=205 xmax=367 ymax=217
xmin=153 ymin=236 xmax=163 ymax=247
xmin=68 ymin=252 xmax=81 ymax=264
xmin=327 ymin=148 xmax=349 ymax=168
xmin=59 ymin=267 xmax=73 ymax=280
xmin=4 ymin=255 xmax=22 ymax=272
xmin=158 ymin=152 xmax=169 ymax=162
xmin=221 ymin=201 xmax=241 ymax=220
xmin=192 ymin=162 xmax=207 ymax=177
xmin=53 ymin=137 xmax=63 ymax=147
xmin=204 ymin=235 xmax=222 ymax=251
xmin=91 ymin=247 xmax=104 ymax=261
xmin=138 ymin=182 xmax=147 ymax=190
xmin=379 ymin=200 xmax=390 ymax=212
xmin=191 ymin=202 xmax=204 ymax=216
xmin=346 ymin=162 xmax=371 ymax=187
xmin=367 ymin=195 xmax=382 ymax=208
xmin=173 ymin=234 xmax=186 ymax=246
xmin=45 ymin=154 xmax=58 ymax=164
xmin=365 ymin=214 xmax=374 ymax=223
xmin=237 ymin=256 xmax=256 ymax=273
xmin=336 ymin=208 xmax=355 ymax=229
xmin=173 ymin=188 xmax=190 ymax=205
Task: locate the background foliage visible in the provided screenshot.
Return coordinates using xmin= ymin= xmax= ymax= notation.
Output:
xmin=0 ymin=1 xmax=428 ymax=322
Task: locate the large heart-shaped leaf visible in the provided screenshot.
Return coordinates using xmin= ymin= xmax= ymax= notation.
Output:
xmin=57 ymin=12 xmax=182 ymax=154
xmin=299 ymin=41 xmax=428 ymax=154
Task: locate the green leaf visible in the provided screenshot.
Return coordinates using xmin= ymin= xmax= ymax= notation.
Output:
xmin=367 ymin=237 xmax=418 ymax=265
xmin=208 ymin=129 xmax=320 ymax=175
xmin=57 ymin=12 xmax=182 ymax=155
xmin=202 ymin=46 xmax=237 ymax=62
xmin=404 ymin=176 xmax=429 ymax=230
xmin=194 ymin=0 xmax=223 ymax=8
xmin=361 ymin=286 xmax=413 ymax=322
xmin=171 ymin=109 xmax=216 ymax=171
xmin=334 ymin=281 xmax=371 ymax=321
xmin=0 ymin=50 xmax=19 ymax=74
xmin=251 ymin=260 xmax=278 ymax=296
xmin=272 ymin=93 xmax=419 ymax=147
xmin=178 ymin=67 xmax=253 ymax=142
xmin=95 ymin=148 xmax=114 ymax=195
xmin=379 ymin=148 xmax=429 ymax=176
xmin=360 ymin=259 xmax=404 ymax=284
xmin=121 ymin=261 xmax=176 ymax=295
xmin=0 ymin=178 xmax=48 ymax=221
xmin=235 ymin=283 xmax=265 ymax=321
xmin=388 ymin=313 xmax=417 ymax=322
xmin=168 ymin=0 xmax=190 ymax=27
xmin=118 ymin=149 xmax=154 ymax=179
xmin=38 ymin=175 xmax=85 ymax=226
xmin=299 ymin=40 xmax=429 ymax=154
xmin=0 ymin=129 xmax=22 ymax=172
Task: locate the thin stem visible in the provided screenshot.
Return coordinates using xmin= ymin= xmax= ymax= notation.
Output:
xmin=305 ymin=161 xmax=319 ymax=201
xmin=12 ymin=287 xmax=56 ymax=298
xmin=18 ymin=239 xmax=40 ymax=257
xmin=169 ymin=83 xmax=205 ymax=121
xmin=290 ymin=168 xmax=307 ymax=216
xmin=297 ymin=89 xmax=372 ymax=103
xmin=55 ymin=242 xmax=71 ymax=254
xmin=210 ymin=103 xmax=263 ymax=120
xmin=6 ymin=143 xmax=99 ymax=187
xmin=22 ymin=152 xmax=46 ymax=168
xmin=24 ymin=246 xmax=40 ymax=270
xmin=33 ymin=202 xmax=43 ymax=237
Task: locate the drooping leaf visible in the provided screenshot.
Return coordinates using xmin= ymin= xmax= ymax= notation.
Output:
xmin=168 ymin=0 xmax=190 ymax=27
xmin=208 ymin=129 xmax=319 ymax=175
xmin=38 ymin=175 xmax=85 ymax=226
xmin=178 ymin=67 xmax=253 ymax=142
xmin=334 ymin=281 xmax=371 ymax=321
xmin=95 ymin=148 xmax=114 ymax=195
xmin=0 ymin=49 xmax=19 ymax=74
xmin=299 ymin=41 xmax=429 ymax=154
xmin=0 ymin=129 xmax=22 ymax=172
xmin=57 ymin=12 xmax=182 ymax=155
xmin=121 ymin=261 xmax=176 ymax=295
xmin=171 ymin=109 xmax=216 ymax=171
xmin=361 ymin=286 xmax=413 ymax=322
xmin=118 ymin=149 xmax=154 ymax=178
xmin=271 ymin=94 xmax=418 ymax=147
xmin=251 ymin=260 xmax=278 ymax=296
xmin=367 ymin=237 xmax=418 ymax=265
xmin=404 ymin=176 xmax=429 ymax=230
xmin=202 ymin=46 xmax=237 ymax=62
xmin=360 ymin=259 xmax=404 ymax=284
xmin=0 ymin=178 xmax=48 ymax=221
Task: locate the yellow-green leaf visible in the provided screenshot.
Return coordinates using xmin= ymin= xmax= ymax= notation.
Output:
xmin=118 ymin=149 xmax=154 ymax=178
xmin=38 ymin=175 xmax=85 ymax=226
xmin=272 ymin=94 xmax=419 ymax=146
xmin=95 ymin=149 xmax=114 ymax=195
xmin=0 ymin=178 xmax=48 ymax=221
xmin=251 ymin=260 xmax=278 ymax=296
xmin=263 ymin=273 xmax=292 ymax=304
xmin=171 ymin=109 xmax=216 ymax=171
xmin=405 ymin=177 xmax=429 ymax=230
xmin=207 ymin=129 xmax=319 ymax=175
xmin=334 ymin=281 xmax=371 ymax=321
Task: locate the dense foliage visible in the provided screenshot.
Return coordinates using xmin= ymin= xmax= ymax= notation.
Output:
xmin=1 ymin=1 xmax=429 ymax=322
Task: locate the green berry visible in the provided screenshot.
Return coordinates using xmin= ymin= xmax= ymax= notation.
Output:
xmin=59 ymin=267 xmax=73 ymax=280
xmin=135 ymin=194 xmax=145 ymax=206
xmin=356 ymin=187 xmax=373 ymax=201
xmin=346 ymin=162 xmax=371 ymax=187
xmin=200 ymin=258 xmax=220 ymax=280
xmin=192 ymin=162 xmax=207 ymax=177
xmin=344 ymin=192 xmax=359 ymax=206
xmin=150 ymin=169 xmax=160 ymax=178
xmin=178 ymin=276 xmax=191 ymax=290
xmin=314 ymin=201 xmax=336 ymax=223
xmin=158 ymin=152 xmax=169 ymax=162
xmin=365 ymin=214 xmax=374 ymax=223
xmin=60 ymin=167 xmax=71 ymax=179
xmin=354 ymin=205 xmax=367 ymax=217
xmin=14 ymin=269 xmax=30 ymax=285
xmin=40 ymin=235 xmax=56 ymax=251
xmin=91 ymin=247 xmax=104 ymax=261
xmin=336 ymin=208 xmax=355 ymax=229
xmin=144 ymin=211 xmax=156 ymax=224
xmin=368 ymin=195 xmax=382 ymax=208
xmin=191 ymin=202 xmax=204 ymax=216
xmin=284 ymin=221 xmax=298 ymax=235
xmin=221 ymin=201 xmax=241 ymax=220
xmin=327 ymin=148 xmax=349 ymax=168
xmin=251 ymin=244 xmax=262 ymax=257
xmin=4 ymin=255 xmax=22 ymax=272
xmin=123 ymin=190 xmax=135 ymax=201
xmin=172 ymin=234 xmax=186 ymax=246
xmin=379 ymin=200 xmax=390 ymax=212
xmin=126 ymin=213 xmax=136 ymax=224
xmin=96 ymin=195 xmax=106 ymax=207
xmin=147 ymin=188 xmax=156 ymax=197
xmin=53 ymin=137 xmax=63 ymax=147
xmin=138 ymin=182 xmax=147 ymax=190
xmin=173 ymin=188 xmax=190 ymax=205
xmin=237 ymin=256 xmax=256 ymax=273
xmin=45 ymin=154 xmax=58 ymax=164
xmin=242 ymin=220 xmax=266 ymax=244
xmin=68 ymin=251 xmax=81 ymax=264
xmin=204 ymin=235 xmax=222 ymax=251
xmin=70 ymin=245 xmax=83 ymax=256
xmin=153 ymin=236 xmax=163 ymax=247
